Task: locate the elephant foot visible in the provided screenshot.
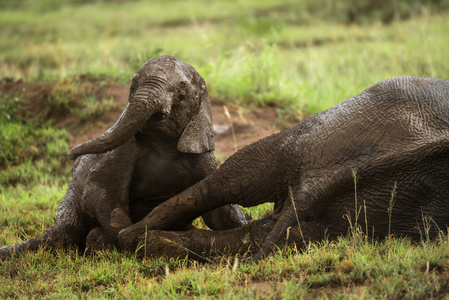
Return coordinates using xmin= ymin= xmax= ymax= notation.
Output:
xmin=110 ymin=207 xmax=133 ymax=229
xmin=127 ymin=218 xmax=329 ymax=261
xmin=85 ymin=227 xmax=122 ymax=253
xmin=133 ymin=229 xmax=231 ymax=260
xmin=118 ymin=223 xmax=149 ymax=251
xmin=136 ymin=230 xmax=193 ymax=259
xmin=130 ymin=220 xmax=271 ymax=260
xmin=85 ymin=208 xmax=133 ymax=253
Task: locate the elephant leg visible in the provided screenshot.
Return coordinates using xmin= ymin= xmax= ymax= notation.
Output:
xmin=283 ymin=221 xmax=328 ymax=248
xmin=0 ymin=186 xmax=87 ymax=258
xmin=118 ymin=139 xmax=290 ymax=251
xmin=85 ymin=228 xmax=109 ymax=252
xmin=85 ymin=208 xmax=133 ymax=251
xmin=132 ymin=218 xmax=327 ymax=260
xmin=134 ymin=218 xmax=274 ymax=259
xmin=251 ymin=185 xmax=331 ymax=261
xmin=79 ymin=149 xmax=136 ymax=250
xmin=83 ymin=182 xmax=133 ymax=250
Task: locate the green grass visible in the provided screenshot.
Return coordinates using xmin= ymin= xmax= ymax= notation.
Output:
xmin=1 ymin=232 xmax=449 ymax=298
xmin=2 ymin=0 xmax=449 ymax=298
xmin=0 ymin=92 xmax=71 ymax=186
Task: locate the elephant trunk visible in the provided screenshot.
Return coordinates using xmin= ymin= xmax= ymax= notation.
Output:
xmin=69 ymin=100 xmax=155 ymax=159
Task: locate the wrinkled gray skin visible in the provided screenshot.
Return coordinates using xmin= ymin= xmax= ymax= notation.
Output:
xmin=118 ymin=77 xmax=449 ymax=261
xmin=0 ymin=56 xmax=246 ymax=258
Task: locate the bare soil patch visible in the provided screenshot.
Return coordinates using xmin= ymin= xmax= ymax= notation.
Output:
xmin=1 ymin=81 xmax=286 ymax=159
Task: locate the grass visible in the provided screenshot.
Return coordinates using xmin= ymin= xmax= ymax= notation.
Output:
xmin=0 ymin=91 xmax=71 ymax=186
xmin=1 ymin=0 xmax=449 ymax=298
xmin=1 ymin=233 xmax=449 ymax=298
xmin=1 ymin=0 xmax=448 ymax=115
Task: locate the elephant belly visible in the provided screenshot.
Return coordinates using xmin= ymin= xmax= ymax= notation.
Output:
xmin=318 ymin=155 xmax=449 ymax=241
xmin=129 ymin=155 xmax=208 ymax=223
xmin=129 ymin=180 xmax=194 ymax=223
xmin=129 ymin=195 xmax=173 ymax=223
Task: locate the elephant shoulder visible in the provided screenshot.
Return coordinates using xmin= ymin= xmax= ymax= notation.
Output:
xmin=71 ymin=154 xmax=99 ymax=177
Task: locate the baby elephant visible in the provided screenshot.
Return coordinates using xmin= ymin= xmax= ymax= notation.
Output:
xmin=118 ymin=76 xmax=449 ymax=261
xmin=0 ymin=56 xmax=246 ymax=258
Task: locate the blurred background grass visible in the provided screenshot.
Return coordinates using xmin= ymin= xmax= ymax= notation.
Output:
xmin=1 ymin=0 xmax=448 ymax=115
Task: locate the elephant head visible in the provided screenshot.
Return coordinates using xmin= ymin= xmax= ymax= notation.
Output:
xmin=69 ymin=55 xmax=214 ymax=159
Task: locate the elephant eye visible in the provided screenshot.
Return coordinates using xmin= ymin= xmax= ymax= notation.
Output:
xmin=150 ymin=112 xmax=168 ymax=122
xmin=179 ymin=94 xmax=186 ymax=101
xmin=129 ymin=86 xmax=136 ymax=100
xmin=179 ymin=81 xmax=188 ymax=100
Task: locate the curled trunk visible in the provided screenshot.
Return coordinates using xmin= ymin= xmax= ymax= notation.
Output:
xmin=69 ymin=100 xmax=154 ymax=159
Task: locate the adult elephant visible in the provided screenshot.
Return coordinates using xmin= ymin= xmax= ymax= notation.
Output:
xmin=118 ymin=76 xmax=449 ymax=261
xmin=0 ymin=56 xmax=246 ymax=258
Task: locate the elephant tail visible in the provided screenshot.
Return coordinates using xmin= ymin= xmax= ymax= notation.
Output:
xmin=252 ymin=207 xmax=298 ymax=262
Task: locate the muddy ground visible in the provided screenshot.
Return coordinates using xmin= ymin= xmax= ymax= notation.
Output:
xmin=1 ymin=81 xmax=290 ymax=159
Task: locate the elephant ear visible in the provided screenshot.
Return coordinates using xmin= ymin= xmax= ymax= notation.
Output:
xmin=177 ymin=83 xmax=215 ymax=154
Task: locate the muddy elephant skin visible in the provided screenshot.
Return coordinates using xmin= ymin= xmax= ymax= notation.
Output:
xmin=0 ymin=56 xmax=246 ymax=259
xmin=118 ymin=77 xmax=449 ymax=261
